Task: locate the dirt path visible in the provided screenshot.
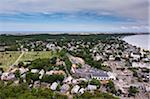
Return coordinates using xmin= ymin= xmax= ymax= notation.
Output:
xmin=12 ymin=51 xmax=25 ymax=66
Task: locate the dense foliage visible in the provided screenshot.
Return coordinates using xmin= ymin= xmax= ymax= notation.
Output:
xmin=74 ymin=91 xmax=119 ymax=99
xmin=0 ymin=81 xmax=67 ymax=99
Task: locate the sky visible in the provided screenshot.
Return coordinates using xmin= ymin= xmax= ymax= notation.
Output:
xmin=0 ymin=0 xmax=149 ymax=33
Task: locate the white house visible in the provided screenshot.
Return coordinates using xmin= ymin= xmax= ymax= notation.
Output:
xmin=87 ymin=85 xmax=97 ymax=91
xmin=107 ymin=72 xmax=117 ymax=80
xmin=71 ymin=85 xmax=80 ymax=94
xmin=31 ymin=69 xmax=39 ymax=73
xmin=130 ymin=53 xmax=140 ymax=60
xmin=39 ymin=69 xmax=45 ymax=79
xmin=60 ymin=84 xmax=70 ymax=93
xmin=79 ymin=88 xmax=85 ymax=94
xmin=63 ymin=76 xmax=73 ymax=83
xmin=109 ymin=55 xmax=115 ymax=61
xmin=19 ymin=67 xmax=28 ymax=75
xmin=50 ymin=82 xmax=58 ymax=91
xmin=132 ymin=62 xmax=150 ymax=69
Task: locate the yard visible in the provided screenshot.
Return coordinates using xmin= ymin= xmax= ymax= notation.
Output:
xmin=0 ymin=51 xmax=21 ymax=69
xmin=19 ymin=51 xmax=52 ymax=62
xmin=0 ymin=51 xmax=52 ymax=70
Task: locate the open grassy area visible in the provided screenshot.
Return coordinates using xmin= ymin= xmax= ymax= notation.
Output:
xmin=19 ymin=51 xmax=52 ymax=62
xmin=0 ymin=51 xmax=52 ymax=70
xmin=0 ymin=51 xmax=21 ymax=69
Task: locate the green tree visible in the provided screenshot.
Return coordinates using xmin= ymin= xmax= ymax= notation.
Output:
xmin=128 ymin=86 xmax=139 ymax=96
xmin=90 ymin=78 xmax=101 ymax=88
xmin=106 ymin=80 xmax=116 ymax=94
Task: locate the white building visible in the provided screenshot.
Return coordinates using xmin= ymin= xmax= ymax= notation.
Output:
xmin=39 ymin=69 xmax=45 ymax=79
xmin=87 ymin=85 xmax=97 ymax=91
xmin=60 ymin=84 xmax=70 ymax=93
xmin=31 ymin=69 xmax=39 ymax=73
xmin=63 ymin=76 xmax=73 ymax=83
xmin=71 ymin=85 xmax=80 ymax=94
xmin=50 ymin=82 xmax=58 ymax=91
xmin=107 ymin=72 xmax=117 ymax=80
xmin=79 ymin=88 xmax=85 ymax=94
xmin=130 ymin=53 xmax=140 ymax=60
xmin=132 ymin=62 xmax=150 ymax=69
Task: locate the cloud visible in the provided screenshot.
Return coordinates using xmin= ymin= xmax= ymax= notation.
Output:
xmin=0 ymin=0 xmax=148 ymax=21
xmin=0 ymin=0 xmax=149 ymax=32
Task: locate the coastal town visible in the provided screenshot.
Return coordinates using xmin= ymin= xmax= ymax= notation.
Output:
xmin=0 ymin=34 xmax=149 ymax=99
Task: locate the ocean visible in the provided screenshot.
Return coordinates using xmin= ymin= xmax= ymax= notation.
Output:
xmin=123 ymin=34 xmax=150 ymax=50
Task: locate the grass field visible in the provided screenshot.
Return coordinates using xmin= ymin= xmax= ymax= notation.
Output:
xmin=0 ymin=51 xmax=52 ymax=69
xmin=0 ymin=51 xmax=21 ymax=69
xmin=19 ymin=51 xmax=52 ymax=62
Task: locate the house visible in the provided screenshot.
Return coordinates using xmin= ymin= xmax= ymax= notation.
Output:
xmin=0 ymin=46 xmax=5 ymax=52
xmin=87 ymin=85 xmax=97 ymax=91
xmin=33 ymin=81 xmax=40 ymax=88
xmin=109 ymin=55 xmax=115 ymax=61
xmin=1 ymin=72 xmax=15 ymax=81
xmin=19 ymin=67 xmax=28 ymax=75
xmin=31 ymin=69 xmax=39 ymax=73
xmin=130 ymin=52 xmax=141 ymax=60
xmin=60 ymin=84 xmax=70 ymax=93
xmin=50 ymin=82 xmax=58 ymax=91
xmin=46 ymin=70 xmax=65 ymax=75
xmin=39 ymin=69 xmax=45 ymax=79
xmin=94 ymin=54 xmax=104 ymax=61
xmin=107 ymin=72 xmax=117 ymax=80
xmin=71 ymin=85 xmax=80 ymax=94
xmin=132 ymin=62 xmax=150 ymax=69
xmin=79 ymin=88 xmax=85 ymax=94
xmin=145 ymin=85 xmax=150 ymax=92
xmin=63 ymin=76 xmax=73 ymax=83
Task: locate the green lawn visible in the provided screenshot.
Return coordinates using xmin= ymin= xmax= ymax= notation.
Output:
xmin=0 ymin=51 xmax=52 ymax=70
xmin=0 ymin=51 xmax=21 ymax=69
xmin=19 ymin=51 xmax=52 ymax=62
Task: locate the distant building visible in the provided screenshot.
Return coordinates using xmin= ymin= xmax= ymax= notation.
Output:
xmin=132 ymin=62 xmax=150 ymax=69
xmin=0 ymin=46 xmax=5 ymax=52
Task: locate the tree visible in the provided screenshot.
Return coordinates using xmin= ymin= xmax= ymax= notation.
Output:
xmin=15 ymin=70 xmax=21 ymax=79
xmin=78 ymin=81 xmax=88 ymax=88
xmin=106 ymin=80 xmax=116 ymax=94
xmin=18 ymin=62 xmax=24 ymax=68
xmin=128 ymin=86 xmax=139 ymax=97
xmin=26 ymin=72 xmax=40 ymax=83
xmin=50 ymin=57 xmax=57 ymax=65
xmin=30 ymin=58 xmax=50 ymax=70
xmin=41 ymin=74 xmax=64 ymax=83
xmin=90 ymin=78 xmax=101 ymax=88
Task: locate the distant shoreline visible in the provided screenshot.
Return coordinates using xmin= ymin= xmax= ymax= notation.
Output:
xmin=122 ymin=34 xmax=150 ymax=51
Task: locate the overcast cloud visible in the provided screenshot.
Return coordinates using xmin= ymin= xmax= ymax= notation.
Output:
xmin=0 ymin=0 xmax=149 ymax=32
